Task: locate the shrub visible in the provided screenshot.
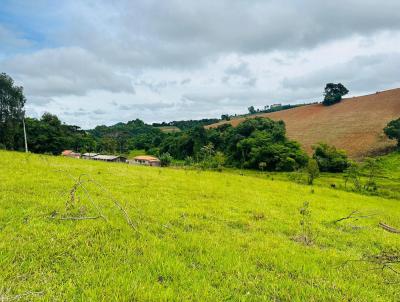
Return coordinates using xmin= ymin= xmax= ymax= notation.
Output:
xmin=306 ymin=159 xmax=319 ymax=185
xmin=362 ymin=158 xmax=382 ymax=192
xmin=184 ymin=156 xmax=194 ymax=166
xmin=344 ymin=162 xmax=362 ymax=191
xmin=312 ymin=143 xmax=349 ymax=172
xmin=276 ymin=157 xmax=297 ymax=172
xmin=384 ymin=118 xmax=400 ymax=148
xmin=160 ymin=152 xmax=173 ymax=167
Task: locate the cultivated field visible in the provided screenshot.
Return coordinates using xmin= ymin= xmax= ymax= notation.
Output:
xmin=207 ymin=88 xmax=400 ymax=158
xmin=156 ymin=126 xmax=182 ymax=133
xmin=1 ymin=151 xmax=400 ymax=301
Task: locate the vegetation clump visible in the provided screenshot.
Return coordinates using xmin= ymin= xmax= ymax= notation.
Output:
xmin=322 ymin=83 xmax=349 ymax=106
xmin=384 ymin=117 xmax=400 ymax=148
xmin=306 ymin=159 xmax=320 ymax=185
xmin=160 ymin=152 xmax=173 ymax=167
xmin=312 ymin=143 xmax=349 ymax=172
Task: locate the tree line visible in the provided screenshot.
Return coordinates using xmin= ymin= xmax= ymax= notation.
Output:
xmin=1 ymin=73 xmax=399 ymax=173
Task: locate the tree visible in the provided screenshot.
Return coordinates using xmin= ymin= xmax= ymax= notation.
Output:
xmin=384 ymin=118 xmax=400 ymax=147
xmin=24 ymin=113 xmax=95 ymax=155
xmin=221 ymin=114 xmax=230 ymax=121
xmin=322 ymin=83 xmax=349 ymax=106
xmin=232 ymin=118 xmax=308 ymax=171
xmin=306 ymin=159 xmax=320 ymax=185
xmin=312 ymin=143 xmax=349 ymax=172
xmin=248 ymin=106 xmax=256 ymax=114
xmin=0 ymin=73 xmax=26 ymax=150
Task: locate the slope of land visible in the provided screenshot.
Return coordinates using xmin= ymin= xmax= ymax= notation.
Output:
xmin=228 ymin=151 xmax=400 ymax=200
xmin=207 ymin=88 xmax=400 ymax=158
xmin=1 ymin=151 xmax=400 ymax=301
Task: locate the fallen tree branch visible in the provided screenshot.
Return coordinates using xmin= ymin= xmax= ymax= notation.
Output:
xmin=55 ymin=170 xmax=138 ymax=232
xmin=86 ymin=178 xmax=138 ymax=231
xmin=333 ymin=210 xmax=377 ymax=223
xmin=379 ymin=222 xmax=400 ymax=234
xmin=51 ymin=216 xmax=103 ymax=221
xmin=340 ymin=249 xmax=400 ymax=284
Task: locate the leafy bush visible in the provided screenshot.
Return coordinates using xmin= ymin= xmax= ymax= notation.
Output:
xmin=160 ymin=152 xmax=173 ymax=167
xmin=384 ymin=118 xmax=400 ymax=147
xmin=344 ymin=162 xmax=362 ymax=191
xmin=306 ymin=159 xmax=320 ymax=185
xmin=184 ymin=156 xmax=194 ymax=166
xmin=312 ymin=143 xmax=349 ymax=172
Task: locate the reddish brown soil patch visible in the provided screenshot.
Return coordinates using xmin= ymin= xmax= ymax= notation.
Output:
xmin=206 ymin=88 xmax=400 ymax=158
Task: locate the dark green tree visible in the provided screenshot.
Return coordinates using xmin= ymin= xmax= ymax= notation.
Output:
xmin=248 ymin=106 xmax=256 ymax=114
xmin=24 ymin=113 xmax=96 ymax=155
xmin=312 ymin=143 xmax=349 ymax=172
xmin=221 ymin=114 xmax=230 ymax=121
xmin=322 ymin=83 xmax=349 ymax=106
xmin=384 ymin=118 xmax=400 ymax=147
xmin=231 ymin=118 xmax=308 ymax=171
xmin=0 ymin=73 xmax=26 ymax=149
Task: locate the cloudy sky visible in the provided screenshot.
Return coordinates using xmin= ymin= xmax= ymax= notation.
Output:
xmin=1 ymin=0 xmax=400 ymax=128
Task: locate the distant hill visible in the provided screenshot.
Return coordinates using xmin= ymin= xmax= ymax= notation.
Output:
xmin=207 ymin=88 xmax=400 ymax=158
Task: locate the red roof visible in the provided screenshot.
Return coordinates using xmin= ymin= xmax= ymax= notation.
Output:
xmin=133 ymin=155 xmax=160 ymax=162
xmin=61 ymin=150 xmax=74 ymax=156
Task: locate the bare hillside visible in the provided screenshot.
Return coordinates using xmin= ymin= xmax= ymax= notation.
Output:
xmin=207 ymin=88 xmax=400 ymax=158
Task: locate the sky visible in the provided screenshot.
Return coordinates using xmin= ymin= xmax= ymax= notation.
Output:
xmin=1 ymin=0 xmax=400 ymax=129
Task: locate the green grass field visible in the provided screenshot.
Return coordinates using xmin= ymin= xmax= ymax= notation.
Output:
xmin=1 ymin=150 xmax=399 ymax=301
xmin=232 ymin=151 xmax=400 ymax=201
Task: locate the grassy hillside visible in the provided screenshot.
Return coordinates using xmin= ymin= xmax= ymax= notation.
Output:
xmin=1 ymin=151 xmax=400 ymax=301
xmin=207 ymin=88 xmax=400 ymax=158
xmin=233 ymin=151 xmax=400 ymax=200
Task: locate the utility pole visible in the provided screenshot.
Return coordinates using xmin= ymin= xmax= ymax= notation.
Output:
xmin=22 ymin=116 xmax=28 ymax=153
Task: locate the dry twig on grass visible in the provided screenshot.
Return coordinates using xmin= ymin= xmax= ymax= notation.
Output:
xmin=55 ymin=170 xmax=138 ymax=232
xmin=63 ymin=173 xmax=107 ymax=222
xmin=341 ymin=249 xmax=400 ymax=284
xmin=333 ymin=210 xmax=377 ymax=223
xmin=379 ymin=222 xmax=400 ymax=234
xmin=85 ymin=177 xmax=138 ymax=231
xmin=51 ymin=216 xmax=103 ymax=221
xmin=363 ymin=249 xmax=400 ymax=276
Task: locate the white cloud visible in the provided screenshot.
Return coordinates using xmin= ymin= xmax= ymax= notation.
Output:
xmin=1 ymin=1 xmax=400 ymax=127
xmin=1 ymin=47 xmax=135 ymax=98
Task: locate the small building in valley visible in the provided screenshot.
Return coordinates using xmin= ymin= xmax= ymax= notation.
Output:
xmin=61 ymin=150 xmax=81 ymax=158
xmin=92 ymin=155 xmax=127 ymax=163
xmin=81 ymin=153 xmax=99 ymax=159
xmin=129 ymin=155 xmax=161 ymax=167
